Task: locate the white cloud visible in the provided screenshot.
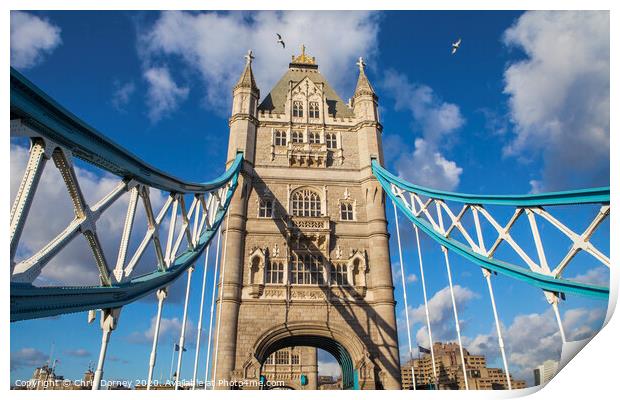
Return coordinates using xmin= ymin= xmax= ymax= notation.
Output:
xmin=463 ymin=306 xmax=605 ymax=383
xmin=64 ymin=348 xmax=92 ymax=358
xmin=396 ymin=138 xmax=463 ymax=191
xmin=408 ymin=285 xmax=477 ymax=348
xmin=383 ymin=72 xmax=464 ymax=143
xmin=143 ymin=67 xmax=189 ymax=122
xmin=11 ymin=11 xmax=62 ymax=69
xmin=139 ymin=11 xmax=379 ymax=113
xmin=381 ymin=70 xmax=465 ymax=190
xmin=127 ymin=316 xmax=201 ymax=346
xmin=111 ymin=81 xmax=136 ymax=111
xmin=392 ymin=263 xmax=418 ymax=286
xmin=567 ymin=266 xmax=609 ymax=287
xmin=10 ymin=143 xmax=166 ymax=286
xmin=503 ymin=11 xmax=609 ymax=191
xmin=318 ymin=361 xmax=341 ymax=378
xmin=11 ymin=348 xmax=48 ymax=371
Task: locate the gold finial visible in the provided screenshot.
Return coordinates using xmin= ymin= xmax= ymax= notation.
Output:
xmin=291 ymin=44 xmax=316 ymax=65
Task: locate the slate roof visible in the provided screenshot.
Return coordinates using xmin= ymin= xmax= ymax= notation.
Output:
xmin=257 ymin=67 xmax=354 ymax=118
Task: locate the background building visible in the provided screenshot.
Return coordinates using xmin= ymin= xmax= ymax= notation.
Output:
xmin=534 ymin=359 xmax=559 ymax=386
xmin=318 ymin=375 xmax=343 ymax=390
xmin=261 ymin=347 xmax=317 ymax=389
xmin=401 ymin=342 xmax=526 ymax=390
xmin=16 ymin=363 xmax=94 ymax=390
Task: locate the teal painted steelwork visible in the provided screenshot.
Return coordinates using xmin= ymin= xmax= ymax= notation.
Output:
xmin=11 ymin=156 xmax=241 ymax=321
xmin=10 ymin=67 xmax=244 ymax=321
xmin=353 ymin=370 xmax=360 ymax=390
xmin=371 ymin=160 xmax=609 ymax=300
xmin=11 ymin=67 xmax=234 ymax=194
xmin=372 ymin=159 xmax=609 ymax=206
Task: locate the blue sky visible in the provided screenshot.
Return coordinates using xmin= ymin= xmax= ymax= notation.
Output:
xmin=9 ymin=10 xmax=610 ymax=387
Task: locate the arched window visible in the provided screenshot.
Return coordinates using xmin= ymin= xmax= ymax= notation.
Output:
xmin=308 ymin=131 xmax=321 ymax=144
xmin=331 ymin=263 xmax=348 ymax=286
xmin=291 ymin=130 xmax=303 ymax=143
xmin=309 ymin=102 xmax=320 ymax=118
xmin=275 ymin=350 xmax=289 ymax=365
xmin=325 ymin=132 xmax=337 ymax=149
xmin=258 ymin=199 xmax=273 ymax=218
xmin=274 ymin=130 xmax=287 ymax=146
xmin=340 ymin=202 xmax=354 ymax=221
xmin=293 ymin=101 xmax=303 ymax=117
xmin=266 ymin=262 xmax=284 ymax=284
xmin=290 ymin=253 xmax=324 ymax=285
xmin=291 ymin=189 xmax=321 ymax=217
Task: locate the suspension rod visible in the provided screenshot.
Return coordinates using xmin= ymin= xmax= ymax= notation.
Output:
xmin=442 ymin=247 xmax=469 ymax=390
xmin=205 ymin=228 xmax=223 ymax=388
xmin=552 ymin=300 xmax=567 ymax=344
xmin=392 ymin=201 xmax=416 ymax=390
xmin=147 ymin=288 xmax=167 ymax=389
xmin=484 ymin=272 xmax=512 ymax=390
xmin=91 ymin=308 xmax=120 ymax=390
xmin=413 ymin=224 xmax=439 ymax=388
xmin=192 ymin=244 xmax=211 ymax=389
xmin=175 ymin=266 xmax=195 ymax=390
xmin=212 ymin=209 xmax=231 ymax=389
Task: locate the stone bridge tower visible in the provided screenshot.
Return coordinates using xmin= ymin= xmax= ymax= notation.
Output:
xmin=215 ymin=46 xmax=401 ymax=390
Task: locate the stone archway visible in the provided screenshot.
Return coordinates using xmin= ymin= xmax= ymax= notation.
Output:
xmin=245 ymin=322 xmax=377 ymax=390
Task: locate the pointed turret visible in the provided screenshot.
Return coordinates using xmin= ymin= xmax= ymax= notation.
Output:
xmin=234 ymin=50 xmax=259 ymax=96
xmin=352 ymin=57 xmax=378 ymax=122
xmin=354 ymin=57 xmax=376 ymax=98
xmin=228 ymin=49 xmax=260 ymax=164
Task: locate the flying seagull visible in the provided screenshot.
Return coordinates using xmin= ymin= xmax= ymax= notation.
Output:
xmin=276 ymin=33 xmax=285 ymax=49
xmin=451 ymin=38 xmax=462 ymax=55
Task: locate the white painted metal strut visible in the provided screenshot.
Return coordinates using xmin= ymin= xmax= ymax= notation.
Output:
xmin=552 ymin=302 xmax=567 ymax=344
xmin=205 ymin=228 xmax=223 ymax=388
xmin=91 ymin=308 xmax=120 ymax=390
xmin=484 ymin=272 xmax=512 ymax=390
xmin=212 ymin=209 xmax=231 ymax=388
xmin=413 ymin=223 xmax=439 ymax=387
xmin=472 ymin=207 xmax=512 ymax=390
xmin=192 ymin=243 xmax=211 ymax=389
xmin=442 ymin=248 xmax=469 ymax=390
xmin=113 ymin=186 xmax=140 ymax=282
xmin=435 ymin=202 xmax=469 ymax=390
xmin=147 ymin=288 xmax=167 ymax=389
xmin=175 ymin=266 xmax=195 ymax=390
xmin=392 ymin=201 xmax=416 ymax=390
xmin=10 ymin=138 xmax=47 ymax=272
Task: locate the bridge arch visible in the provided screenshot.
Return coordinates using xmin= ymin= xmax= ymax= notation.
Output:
xmin=251 ymin=321 xmax=372 ymax=389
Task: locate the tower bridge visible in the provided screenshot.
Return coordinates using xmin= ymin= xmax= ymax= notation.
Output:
xmin=9 ymin=47 xmax=610 ymax=391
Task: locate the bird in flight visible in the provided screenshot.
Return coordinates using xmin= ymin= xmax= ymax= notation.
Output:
xmin=451 ymin=38 xmax=462 ymax=55
xmin=276 ymin=33 xmax=285 ymax=49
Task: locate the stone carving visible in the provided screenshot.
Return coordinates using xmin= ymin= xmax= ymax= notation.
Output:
xmin=335 ymin=245 xmax=343 ymax=260
xmin=263 ymin=288 xmax=285 ymax=298
xmin=290 ymin=288 xmax=326 ymax=300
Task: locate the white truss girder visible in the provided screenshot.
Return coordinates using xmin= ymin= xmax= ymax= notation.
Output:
xmin=10 ymin=134 xmax=232 ymax=287
xmin=390 ymin=184 xmax=610 ymax=285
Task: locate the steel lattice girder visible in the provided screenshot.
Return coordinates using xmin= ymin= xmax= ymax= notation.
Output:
xmin=10 ymin=67 xmax=244 ymax=321
xmin=371 ymin=159 xmax=609 ymax=300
